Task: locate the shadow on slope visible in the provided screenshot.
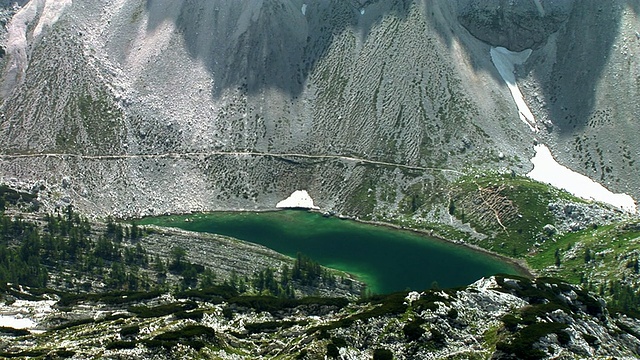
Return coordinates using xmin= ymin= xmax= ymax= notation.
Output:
xmin=534 ymin=0 xmax=635 ymax=134
xmin=144 ymin=0 xmax=414 ymax=97
xmin=141 ymin=0 xmax=633 ymax=137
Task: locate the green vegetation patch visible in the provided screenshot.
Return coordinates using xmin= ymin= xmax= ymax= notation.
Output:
xmin=496 ymin=322 xmax=568 ymax=360
xmin=229 ymin=295 xmax=349 ymax=315
xmin=0 ymin=326 xmax=30 ymax=336
xmin=120 ymin=324 xmax=140 ymax=337
xmin=142 ymin=324 xmax=216 ymax=350
xmin=450 ymin=173 xmax=580 ymax=257
xmin=528 ymin=221 xmax=640 ymax=317
xmin=616 ymin=320 xmax=640 ymax=340
xmin=373 ymin=348 xmax=394 ymax=360
xmin=494 ymin=275 xmax=603 ymax=316
xmin=105 ymin=340 xmax=137 ymax=350
xmin=411 ymin=290 xmax=452 ymax=311
xmin=308 ymin=292 xmax=410 ymax=334
xmin=176 ymin=285 xmax=239 ymax=302
xmin=0 ymin=349 xmax=48 ymax=358
xmin=50 ymin=318 xmax=94 ymax=331
xmin=175 ymin=309 xmax=205 ymax=321
xmin=403 ymin=318 xmax=425 ymax=341
xmin=343 ymin=167 xmax=379 ymax=218
xmin=245 ymin=320 xmax=300 ymax=334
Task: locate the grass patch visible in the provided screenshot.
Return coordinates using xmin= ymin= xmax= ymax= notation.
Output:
xmin=496 ymin=322 xmax=567 ymax=360
xmin=0 ymin=327 xmax=30 ymax=336
xmin=142 ymin=324 xmax=216 ymax=351
xmin=484 ymin=325 xmax=500 ymax=350
xmin=50 ymin=318 xmax=94 ymax=331
xmin=244 ymin=320 xmax=298 ymax=334
xmin=451 ymin=173 xmax=575 ymax=257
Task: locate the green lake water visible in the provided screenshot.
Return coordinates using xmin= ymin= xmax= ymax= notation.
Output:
xmin=140 ymin=210 xmax=520 ymax=294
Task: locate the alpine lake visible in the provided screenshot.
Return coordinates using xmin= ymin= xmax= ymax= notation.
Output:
xmin=140 ymin=210 xmax=522 ymax=294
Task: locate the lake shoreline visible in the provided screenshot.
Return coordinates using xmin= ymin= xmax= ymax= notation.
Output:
xmin=340 ymin=215 xmax=535 ymax=279
xmin=138 ymin=208 xmax=534 ymax=281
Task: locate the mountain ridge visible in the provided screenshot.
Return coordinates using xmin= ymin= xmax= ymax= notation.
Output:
xmin=1 ymin=0 xmax=638 ymax=219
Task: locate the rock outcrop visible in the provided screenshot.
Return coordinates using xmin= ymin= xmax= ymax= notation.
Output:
xmin=2 ymin=275 xmax=639 ymax=359
xmin=457 ymin=0 xmax=575 ymax=51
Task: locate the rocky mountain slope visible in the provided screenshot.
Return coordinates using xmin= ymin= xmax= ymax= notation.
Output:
xmin=2 ymin=275 xmax=640 ymax=359
xmin=1 ymin=2 xmax=640 ymax=359
xmin=0 ymin=0 xmax=637 ymax=219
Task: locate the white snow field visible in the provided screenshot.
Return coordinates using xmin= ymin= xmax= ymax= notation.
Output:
xmin=490 ymin=46 xmax=537 ymax=132
xmin=527 ymin=144 xmax=637 ymax=213
xmin=276 ymin=190 xmax=320 ymax=210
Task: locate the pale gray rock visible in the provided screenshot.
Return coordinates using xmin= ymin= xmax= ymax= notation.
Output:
xmin=0 ymin=0 xmax=638 ymax=221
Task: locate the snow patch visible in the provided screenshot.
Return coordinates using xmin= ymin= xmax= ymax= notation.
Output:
xmin=0 ymin=315 xmax=35 ymax=329
xmin=276 ymin=190 xmax=319 ymax=210
xmin=0 ymin=298 xmax=56 ymax=332
xmin=527 ymin=144 xmax=637 ymax=213
xmin=301 ymin=4 xmax=306 ymax=15
xmin=490 ymin=47 xmax=537 ymax=132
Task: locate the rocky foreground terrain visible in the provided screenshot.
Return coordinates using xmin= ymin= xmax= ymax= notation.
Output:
xmin=0 ymin=183 xmax=638 ymax=359
xmin=2 ymin=275 xmax=640 ymax=359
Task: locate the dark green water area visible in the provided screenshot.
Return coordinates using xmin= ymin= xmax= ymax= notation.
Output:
xmin=140 ymin=210 xmax=520 ymax=294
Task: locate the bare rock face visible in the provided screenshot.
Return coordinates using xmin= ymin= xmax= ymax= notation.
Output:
xmin=457 ymin=0 xmax=575 ymax=51
xmin=0 ymin=0 xmax=533 ymax=217
xmin=0 ymin=0 xmax=638 ymax=218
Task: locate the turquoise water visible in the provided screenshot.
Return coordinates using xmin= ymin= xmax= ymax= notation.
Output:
xmin=140 ymin=211 xmax=520 ymax=294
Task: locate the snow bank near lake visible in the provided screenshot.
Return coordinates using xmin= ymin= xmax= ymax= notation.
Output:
xmin=276 ymin=190 xmax=319 ymax=210
xmin=490 ymin=47 xmax=537 ymax=132
xmin=527 ymin=144 xmax=637 ymax=213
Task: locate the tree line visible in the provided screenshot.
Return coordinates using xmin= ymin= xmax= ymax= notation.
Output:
xmin=0 ymin=204 xmax=339 ymax=298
